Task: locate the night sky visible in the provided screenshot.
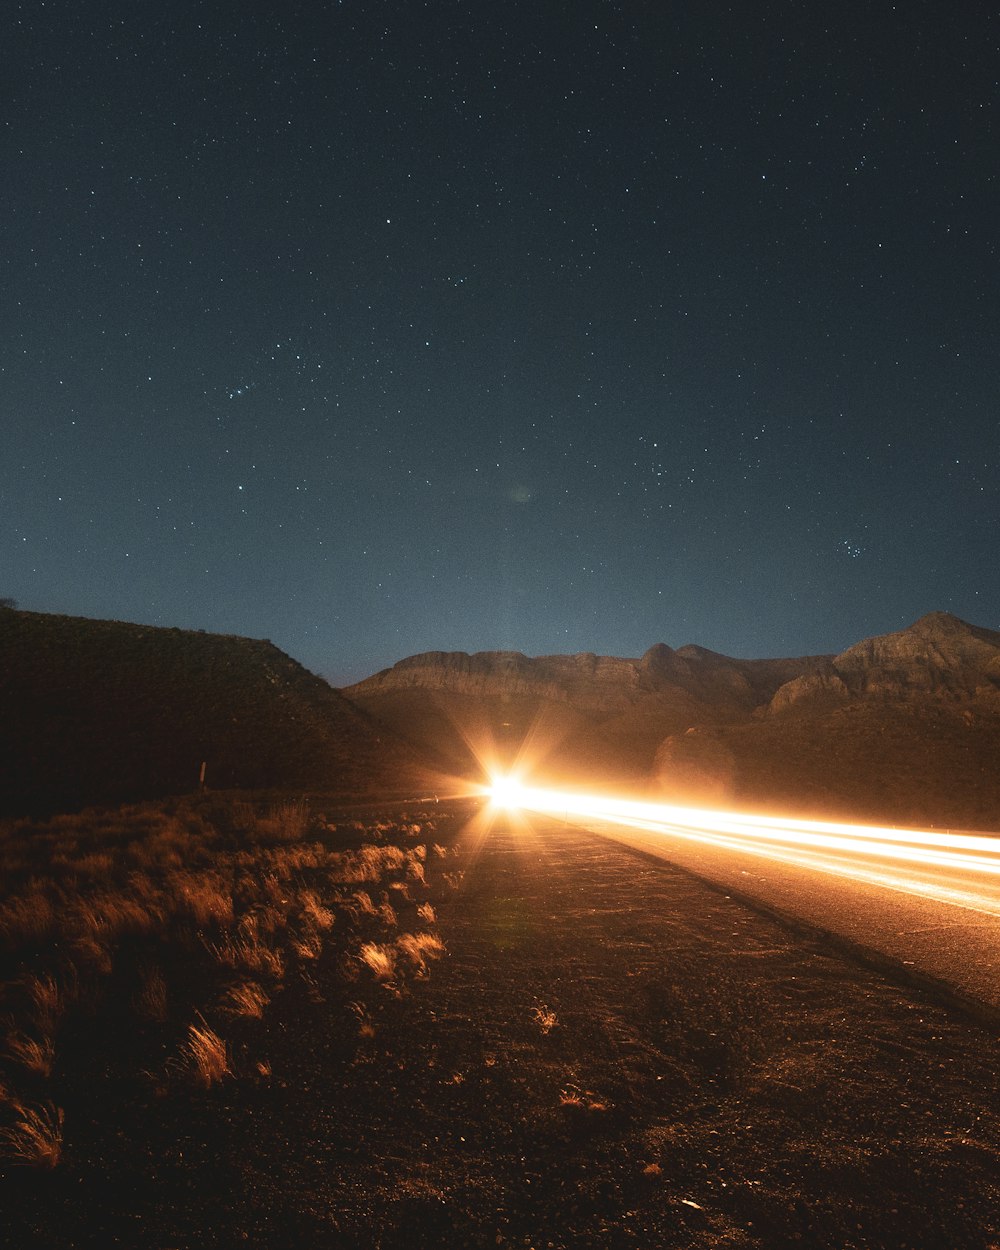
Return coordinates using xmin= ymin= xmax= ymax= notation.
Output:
xmin=3 ymin=2 xmax=997 ymax=684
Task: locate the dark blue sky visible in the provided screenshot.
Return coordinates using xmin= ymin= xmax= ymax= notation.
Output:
xmin=3 ymin=1 xmax=997 ymax=683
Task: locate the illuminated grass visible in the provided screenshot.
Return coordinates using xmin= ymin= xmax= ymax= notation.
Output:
xmin=221 ymin=981 xmax=269 ymax=1018
xmin=174 ymin=1022 xmax=230 ymax=1089
xmin=0 ymin=1100 xmax=64 ymax=1168
xmin=396 ymin=932 xmax=445 ymax=977
xmin=359 ymin=942 xmax=396 ymax=981
xmin=5 ymin=1031 xmax=55 ymax=1077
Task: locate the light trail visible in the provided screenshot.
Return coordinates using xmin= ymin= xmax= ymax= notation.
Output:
xmin=485 ymin=778 xmax=1000 ymax=914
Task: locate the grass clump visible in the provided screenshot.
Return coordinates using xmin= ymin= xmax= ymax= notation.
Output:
xmin=5 ymin=1031 xmax=56 ymax=1077
xmin=221 ymin=981 xmax=270 ymax=1019
xmin=359 ymin=943 xmax=397 ymax=982
xmin=173 ymin=1022 xmax=230 ymax=1089
xmin=0 ymin=1100 xmax=65 ymax=1168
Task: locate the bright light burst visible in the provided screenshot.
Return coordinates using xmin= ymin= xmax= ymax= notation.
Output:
xmin=488 ymin=774 xmax=527 ymax=810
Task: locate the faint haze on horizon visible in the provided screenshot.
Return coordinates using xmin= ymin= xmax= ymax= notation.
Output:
xmin=2 ymin=1 xmax=997 ymax=686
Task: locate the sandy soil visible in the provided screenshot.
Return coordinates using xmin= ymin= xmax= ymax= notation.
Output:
xmin=2 ymin=802 xmax=999 ymax=1248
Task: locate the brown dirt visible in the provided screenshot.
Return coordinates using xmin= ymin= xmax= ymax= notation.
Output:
xmin=2 ymin=802 xmax=999 ymax=1248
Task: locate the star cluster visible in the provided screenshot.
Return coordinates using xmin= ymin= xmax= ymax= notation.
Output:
xmin=2 ymin=1 xmax=997 ymax=681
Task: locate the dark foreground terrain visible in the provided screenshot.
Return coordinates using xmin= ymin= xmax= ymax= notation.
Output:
xmin=1 ymin=795 xmax=998 ymax=1248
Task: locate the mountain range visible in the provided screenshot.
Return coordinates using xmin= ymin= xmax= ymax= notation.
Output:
xmin=345 ymin=612 xmax=1000 ymax=829
xmin=3 ymin=605 xmax=999 ymax=829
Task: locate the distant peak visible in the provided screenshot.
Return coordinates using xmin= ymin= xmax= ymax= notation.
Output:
xmin=674 ymin=643 xmax=732 ymax=662
xmin=907 ymin=612 xmax=974 ymax=635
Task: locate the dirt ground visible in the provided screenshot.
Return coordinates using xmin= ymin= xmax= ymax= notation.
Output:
xmin=2 ymin=800 xmax=999 ymax=1249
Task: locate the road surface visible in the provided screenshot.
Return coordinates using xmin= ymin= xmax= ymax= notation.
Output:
xmin=496 ymin=782 xmax=1000 ymax=1019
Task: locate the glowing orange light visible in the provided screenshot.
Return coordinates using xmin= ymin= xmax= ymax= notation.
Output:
xmin=488 ymin=774 xmax=528 ymax=810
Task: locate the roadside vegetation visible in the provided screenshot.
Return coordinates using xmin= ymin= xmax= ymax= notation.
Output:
xmin=0 ymin=792 xmax=449 ymax=1170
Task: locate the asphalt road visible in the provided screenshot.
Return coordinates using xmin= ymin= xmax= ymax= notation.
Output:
xmin=502 ymin=785 xmax=1000 ymax=1019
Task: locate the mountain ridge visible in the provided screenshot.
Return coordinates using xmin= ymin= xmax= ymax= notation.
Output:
xmin=344 ymin=612 xmax=1000 ymax=829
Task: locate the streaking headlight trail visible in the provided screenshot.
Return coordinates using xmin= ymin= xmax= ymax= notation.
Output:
xmin=483 ymin=778 xmax=1000 ymax=916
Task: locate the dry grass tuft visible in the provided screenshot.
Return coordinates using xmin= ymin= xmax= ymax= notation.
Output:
xmin=298 ymin=888 xmax=335 ymax=930
xmin=25 ymin=972 xmax=70 ymax=1035
xmin=359 ymin=942 xmax=396 ymax=982
xmin=171 ymin=872 xmax=234 ymax=928
xmin=0 ymin=891 xmax=57 ymax=949
xmin=256 ymin=799 xmax=310 ymax=842
xmin=175 ymin=1022 xmax=230 ymax=1088
xmin=5 ymin=1031 xmax=56 ymax=1077
xmin=532 ymin=1001 xmax=558 ymax=1034
xmin=377 ymin=902 xmax=398 ymax=927
xmin=396 ymin=932 xmax=446 ymax=977
xmin=332 ymin=844 xmax=406 ymax=883
xmin=405 ymin=850 xmax=427 ymax=885
xmin=71 ymin=892 xmax=160 ymax=944
xmin=349 ymin=1001 xmax=376 ymax=1039
xmin=210 ymin=914 xmax=285 ymax=979
xmin=416 ymin=902 xmax=437 ymax=925
xmin=559 ymin=1084 xmax=611 ymax=1112
xmin=0 ymin=1100 xmax=64 ymax=1168
xmin=291 ymin=929 xmax=323 ymax=960
xmin=351 ymin=890 xmax=377 ymax=916
xmin=221 ymin=980 xmax=269 ymax=1018
xmin=71 ymin=934 xmax=114 ymax=976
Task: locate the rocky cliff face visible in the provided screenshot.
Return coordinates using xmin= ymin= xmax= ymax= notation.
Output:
xmin=354 ymin=649 xmax=644 ymax=710
xmin=768 ymin=613 xmax=1000 ymax=711
xmin=347 ymin=642 xmax=827 ymax=717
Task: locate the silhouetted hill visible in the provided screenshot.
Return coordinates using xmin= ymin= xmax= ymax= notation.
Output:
xmin=0 ymin=608 xmax=427 ymax=815
xmin=344 ymin=613 xmax=1000 ymax=830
